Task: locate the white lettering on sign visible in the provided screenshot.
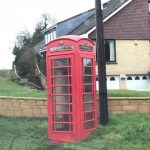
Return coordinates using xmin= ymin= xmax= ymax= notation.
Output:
xmin=50 ymin=45 xmax=73 ymax=52
xmin=79 ymin=45 xmax=92 ymax=51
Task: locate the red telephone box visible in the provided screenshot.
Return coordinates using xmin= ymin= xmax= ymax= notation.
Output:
xmin=46 ymin=35 xmax=98 ymax=143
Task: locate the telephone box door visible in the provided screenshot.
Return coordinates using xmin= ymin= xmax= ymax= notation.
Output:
xmin=80 ymin=56 xmax=97 ymax=133
xmin=47 ymin=54 xmax=76 ymax=142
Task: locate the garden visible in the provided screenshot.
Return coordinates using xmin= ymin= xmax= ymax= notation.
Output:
xmin=0 ymin=114 xmax=150 ymax=150
xmin=0 ymin=77 xmax=150 ymax=98
xmin=0 ymin=77 xmax=150 ymax=150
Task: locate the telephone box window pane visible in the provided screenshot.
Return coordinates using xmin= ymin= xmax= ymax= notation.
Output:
xmin=53 ymin=96 xmax=71 ymax=103
xmin=85 ymin=85 xmax=92 ymax=92
xmin=85 ymin=121 xmax=94 ymax=130
xmin=53 ymin=77 xmax=69 ymax=84
xmin=54 ymin=68 xmax=69 ymax=75
xmin=83 ymin=67 xmax=92 ymax=74
xmin=84 ymin=94 xmax=92 ymax=102
xmin=54 ymin=114 xmax=72 ymax=122
xmin=55 ymin=105 xmax=70 ymax=112
xmin=54 ymin=123 xmax=72 ymax=131
xmin=83 ymin=58 xmax=92 ymax=66
xmin=54 ymin=86 xmax=69 ymax=94
xmin=85 ymin=112 xmax=94 ymax=120
xmin=84 ymin=104 xmax=93 ymax=111
xmin=53 ymin=59 xmax=69 ymax=66
xmin=84 ymin=76 xmax=92 ymax=83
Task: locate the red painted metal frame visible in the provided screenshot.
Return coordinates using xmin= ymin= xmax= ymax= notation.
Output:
xmin=46 ymin=35 xmax=98 ymax=143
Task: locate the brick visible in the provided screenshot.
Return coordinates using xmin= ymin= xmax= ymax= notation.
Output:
xmin=44 ymin=101 xmax=48 ymax=106
xmin=110 ymin=106 xmax=122 ymax=111
xmin=126 ymin=110 xmax=139 ymax=113
xmin=130 ymin=100 xmax=146 ymax=103
xmin=41 ymin=109 xmax=47 ymax=116
xmin=119 ymin=100 xmax=130 ymax=105
xmin=110 ymin=111 xmax=124 ymax=115
xmin=0 ymin=109 xmax=5 ymax=115
xmin=4 ymin=109 xmax=14 ymax=116
xmin=14 ymin=110 xmax=22 ymax=116
xmin=38 ymin=106 xmax=47 ymax=109
xmin=36 ymin=101 xmax=44 ymax=106
xmin=27 ymin=102 xmax=36 ymax=106
xmin=122 ymin=105 xmax=138 ymax=111
xmin=20 ymin=102 xmax=31 ymax=108
xmin=145 ymin=99 xmax=150 ymax=105
xmin=22 ymin=109 xmax=33 ymax=116
xmin=139 ymin=105 xmax=150 ymax=113
xmin=108 ymin=100 xmax=119 ymax=106
xmin=0 ymin=100 xmax=3 ymax=106
xmin=89 ymin=0 xmax=150 ymax=40
xmin=3 ymin=101 xmax=12 ymax=107
xmin=33 ymin=109 xmax=41 ymax=117
xmin=20 ymin=101 xmax=37 ymax=108
xmin=13 ymin=101 xmax=21 ymax=107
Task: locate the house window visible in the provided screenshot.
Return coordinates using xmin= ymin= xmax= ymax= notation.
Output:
xmin=148 ymin=0 xmax=150 ymax=13
xmin=142 ymin=76 xmax=148 ymax=80
xmin=45 ymin=30 xmax=56 ymax=44
xmin=105 ymin=40 xmax=116 ymax=62
xmin=110 ymin=77 xmax=115 ymax=81
xmin=127 ymin=77 xmax=132 ymax=80
xmin=135 ymin=76 xmax=140 ymax=80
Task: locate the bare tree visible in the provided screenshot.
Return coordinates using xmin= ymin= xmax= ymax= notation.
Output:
xmin=40 ymin=13 xmax=57 ymax=29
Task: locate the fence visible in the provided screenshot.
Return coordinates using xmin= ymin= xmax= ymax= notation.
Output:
xmin=0 ymin=69 xmax=12 ymax=77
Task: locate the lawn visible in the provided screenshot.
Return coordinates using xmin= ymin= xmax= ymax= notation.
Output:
xmin=108 ymin=89 xmax=150 ymax=97
xmin=0 ymin=77 xmax=47 ymax=98
xmin=0 ymin=114 xmax=150 ymax=150
xmin=0 ymin=77 xmax=150 ymax=98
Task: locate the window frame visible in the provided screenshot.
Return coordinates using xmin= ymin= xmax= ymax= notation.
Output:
xmin=45 ymin=29 xmax=56 ymax=44
xmin=104 ymin=39 xmax=116 ymax=63
xmin=148 ymin=0 xmax=150 ymax=14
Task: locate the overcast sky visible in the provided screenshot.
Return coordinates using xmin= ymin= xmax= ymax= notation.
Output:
xmin=0 ymin=0 xmax=108 ymax=69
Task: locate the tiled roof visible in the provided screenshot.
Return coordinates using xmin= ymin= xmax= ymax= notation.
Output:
xmin=43 ymin=0 xmax=131 ymax=36
xmin=103 ymin=0 xmax=130 ymax=18
xmin=33 ymin=39 xmax=45 ymax=53
xmin=56 ymin=9 xmax=95 ymax=37
xmin=36 ymin=0 xmax=131 ymax=52
xmin=70 ymin=0 xmax=131 ymax=35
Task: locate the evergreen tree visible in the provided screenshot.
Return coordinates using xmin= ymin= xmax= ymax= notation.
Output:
xmin=12 ymin=13 xmax=57 ymax=77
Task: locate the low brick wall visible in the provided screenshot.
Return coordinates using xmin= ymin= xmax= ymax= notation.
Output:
xmin=108 ymin=97 xmax=150 ymax=114
xmin=0 ymin=96 xmax=47 ymax=117
xmin=0 ymin=96 xmax=150 ymax=117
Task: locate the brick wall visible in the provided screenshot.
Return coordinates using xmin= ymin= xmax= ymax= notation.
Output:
xmin=108 ymin=97 xmax=150 ymax=115
xmin=89 ymin=0 xmax=150 ymax=40
xmin=0 ymin=96 xmax=150 ymax=117
xmin=0 ymin=97 xmax=47 ymax=117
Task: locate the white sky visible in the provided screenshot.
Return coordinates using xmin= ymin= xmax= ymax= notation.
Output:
xmin=0 ymin=0 xmax=108 ymax=69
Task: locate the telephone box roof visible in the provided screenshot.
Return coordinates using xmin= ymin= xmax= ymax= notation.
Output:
xmin=47 ymin=35 xmax=93 ymax=44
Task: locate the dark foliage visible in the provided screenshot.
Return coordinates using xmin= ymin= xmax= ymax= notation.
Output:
xmin=12 ymin=13 xmax=57 ymax=77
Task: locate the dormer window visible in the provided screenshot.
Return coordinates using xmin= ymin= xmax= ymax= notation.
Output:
xmin=148 ymin=0 xmax=150 ymax=13
xmin=45 ymin=30 xmax=56 ymax=44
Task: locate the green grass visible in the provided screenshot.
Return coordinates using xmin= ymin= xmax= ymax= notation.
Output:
xmin=107 ymin=90 xmax=150 ymax=97
xmin=0 ymin=114 xmax=150 ymax=150
xmin=0 ymin=77 xmax=47 ymax=98
xmin=0 ymin=77 xmax=150 ymax=98
xmin=0 ymin=116 xmax=75 ymax=150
